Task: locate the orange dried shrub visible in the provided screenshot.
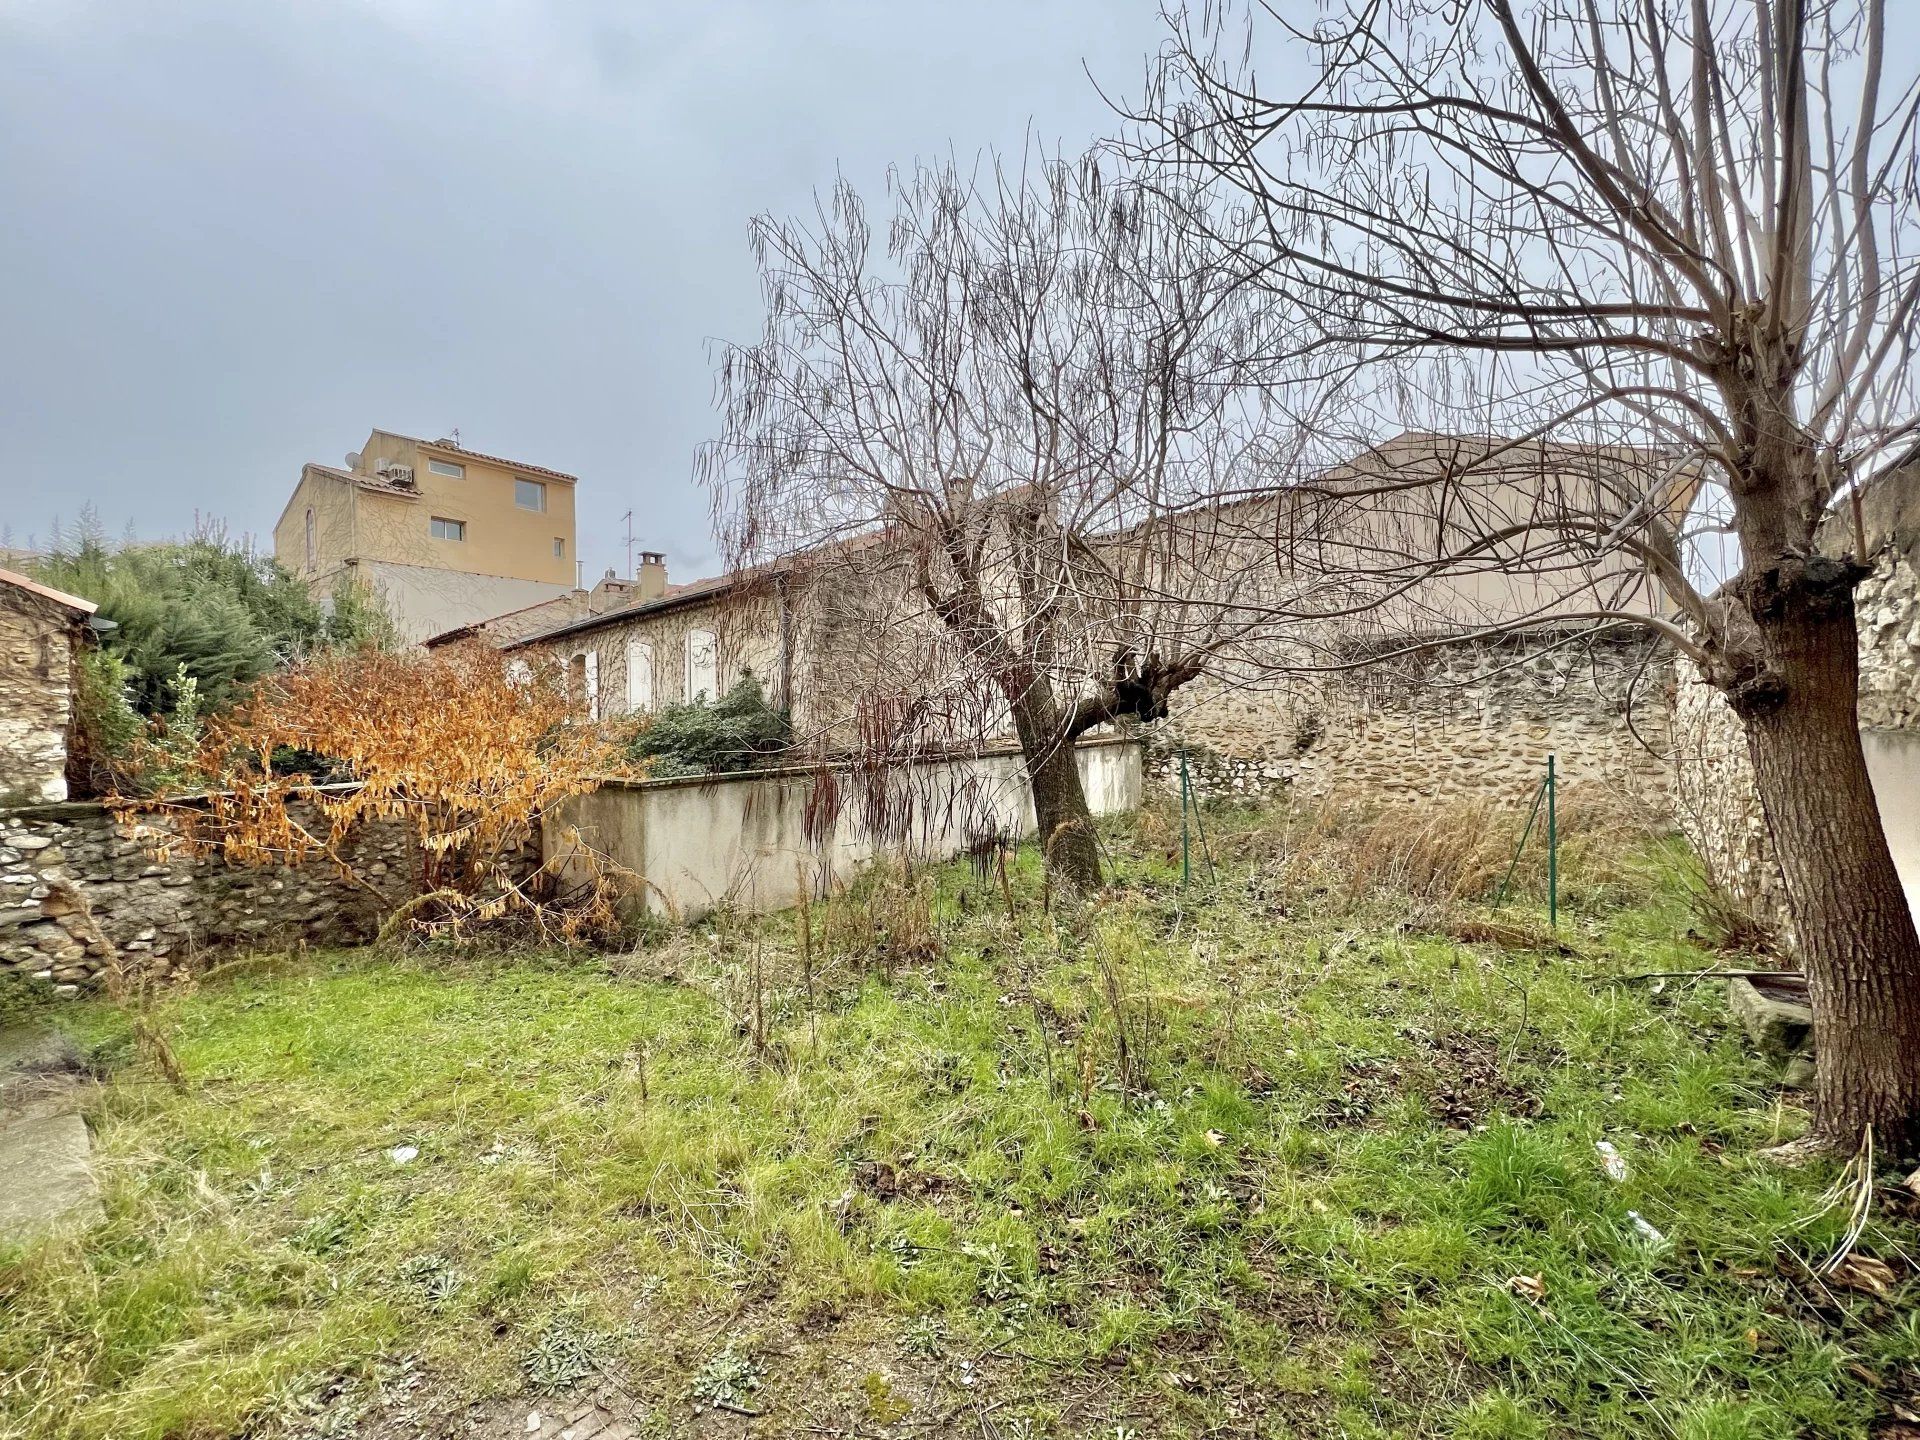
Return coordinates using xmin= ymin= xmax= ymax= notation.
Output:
xmin=119 ymin=645 xmax=641 ymax=944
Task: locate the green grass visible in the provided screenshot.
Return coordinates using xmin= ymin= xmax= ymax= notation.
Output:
xmin=2 ymin=801 xmax=1915 ymax=1439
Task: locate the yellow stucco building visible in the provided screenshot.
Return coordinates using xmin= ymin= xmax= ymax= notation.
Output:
xmin=273 ymin=428 xmax=580 ymax=642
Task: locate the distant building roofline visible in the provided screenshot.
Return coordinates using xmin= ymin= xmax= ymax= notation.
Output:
xmin=373 ymin=428 xmax=580 ymax=485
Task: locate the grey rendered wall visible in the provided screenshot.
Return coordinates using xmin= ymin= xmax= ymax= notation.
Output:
xmin=546 ymin=739 xmax=1141 ymax=921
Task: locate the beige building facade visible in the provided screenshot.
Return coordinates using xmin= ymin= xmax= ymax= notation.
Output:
xmin=273 ymin=428 xmax=580 ymax=642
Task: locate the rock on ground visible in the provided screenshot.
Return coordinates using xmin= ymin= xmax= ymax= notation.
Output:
xmin=0 ymin=1024 xmax=101 ymax=1243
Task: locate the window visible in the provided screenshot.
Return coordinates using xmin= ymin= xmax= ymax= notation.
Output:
xmin=625 ymin=638 xmax=654 ymax=713
xmin=570 ymin=650 xmax=599 ymax=718
xmin=505 ymin=658 xmax=532 ymax=688
xmin=303 ymin=508 xmax=315 ymax=571
xmin=430 ymin=516 xmax=466 ymax=541
xmin=515 ymin=478 xmax=547 ymax=512
xmin=553 ymin=537 xmax=565 ymax=559
xmin=686 ymin=627 xmax=718 ymax=703
xmin=427 ymin=458 xmax=464 ymax=479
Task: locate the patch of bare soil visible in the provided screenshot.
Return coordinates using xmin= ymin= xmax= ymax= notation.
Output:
xmin=1410 ymin=1028 xmax=1547 ymax=1130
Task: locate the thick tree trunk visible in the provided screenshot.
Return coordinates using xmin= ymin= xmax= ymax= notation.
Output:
xmin=1007 ymin=690 xmax=1103 ymax=892
xmin=1735 ymin=560 xmax=1920 ymax=1157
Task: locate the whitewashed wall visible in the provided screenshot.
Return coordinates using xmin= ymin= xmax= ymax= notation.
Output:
xmin=546 ymin=738 xmax=1142 ymax=921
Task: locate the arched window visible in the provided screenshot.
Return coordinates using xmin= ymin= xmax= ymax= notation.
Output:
xmin=570 ymin=651 xmax=600 ymax=718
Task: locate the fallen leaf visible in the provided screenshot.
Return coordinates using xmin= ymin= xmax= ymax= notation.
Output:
xmin=1204 ymin=1129 xmax=1228 ymax=1148
xmin=1507 ymin=1274 xmax=1547 ymax=1304
xmin=1829 ymin=1253 xmax=1898 ymax=1296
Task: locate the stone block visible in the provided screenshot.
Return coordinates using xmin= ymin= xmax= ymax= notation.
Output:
xmin=1729 ymin=976 xmax=1814 ymax=1062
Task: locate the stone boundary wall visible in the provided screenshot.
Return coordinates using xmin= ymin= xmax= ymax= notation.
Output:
xmin=1147 ymin=631 xmax=1672 ymax=811
xmin=1669 ymin=664 xmax=1788 ymax=925
xmin=0 ymin=798 xmax=420 ymax=994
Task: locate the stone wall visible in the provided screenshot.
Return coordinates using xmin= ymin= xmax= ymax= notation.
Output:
xmin=1149 ymin=630 xmax=1672 ymax=810
xmin=1855 ymin=549 xmax=1920 ymax=730
xmin=0 ymin=800 xmax=418 ymax=994
xmin=1669 ymin=664 xmax=1787 ymax=923
xmin=0 ymin=585 xmax=78 ymax=807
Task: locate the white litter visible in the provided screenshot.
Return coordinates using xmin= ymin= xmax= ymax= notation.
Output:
xmin=1626 ymin=1210 xmax=1666 ymax=1245
xmin=1595 ymin=1140 xmax=1629 ymax=1182
xmin=387 ymin=1144 xmax=419 ymax=1165
xmin=524 ymin=1412 xmax=542 ymax=1433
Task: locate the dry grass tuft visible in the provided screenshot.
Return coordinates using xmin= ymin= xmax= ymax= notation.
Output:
xmin=820 ymin=858 xmax=945 ymax=975
xmin=1207 ymin=783 xmax=1656 ymax=918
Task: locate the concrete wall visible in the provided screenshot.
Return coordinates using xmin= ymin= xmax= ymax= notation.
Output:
xmin=546 ymin=738 xmax=1142 ymax=921
xmin=355 ymin=560 xmax=569 ymax=644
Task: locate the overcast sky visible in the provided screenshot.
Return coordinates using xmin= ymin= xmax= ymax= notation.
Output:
xmin=0 ymin=0 xmax=1172 ymax=584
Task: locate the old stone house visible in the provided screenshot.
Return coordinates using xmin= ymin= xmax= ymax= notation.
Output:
xmin=493 ymin=568 xmax=796 ymax=724
xmin=442 ymin=434 xmax=1680 ymax=814
xmin=0 ymin=568 xmax=100 ymax=806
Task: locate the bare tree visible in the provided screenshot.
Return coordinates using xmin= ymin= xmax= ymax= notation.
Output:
xmin=700 ymin=152 xmax=1301 ymax=890
xmin=1141 ymin=0 xmax=1920 ymax=1152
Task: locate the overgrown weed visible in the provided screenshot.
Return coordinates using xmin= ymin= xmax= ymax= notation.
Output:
xmin=1 ymin=797 xmax=1908 ymax=1440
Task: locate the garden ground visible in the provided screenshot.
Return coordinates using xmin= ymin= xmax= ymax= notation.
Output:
xmin=3 ymin=797 xmax=1918 ymax=1440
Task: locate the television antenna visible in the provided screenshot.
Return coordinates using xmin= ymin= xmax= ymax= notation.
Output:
xmin=622 ymin=510 xmax=635 ymax=578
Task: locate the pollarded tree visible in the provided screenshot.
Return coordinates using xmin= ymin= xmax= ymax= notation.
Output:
xmin=701 ymin=152 xmax=1306 ymax=890
xmin=1143 ymin=0 xmax=1920 ymax=1152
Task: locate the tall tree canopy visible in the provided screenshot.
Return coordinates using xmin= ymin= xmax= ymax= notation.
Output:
xmin=702 ymin=152 xmax=1304 ymax=889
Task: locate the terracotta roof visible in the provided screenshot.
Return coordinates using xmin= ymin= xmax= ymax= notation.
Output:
xmin=395 ymin=432 xmax=580 ymax=485
xmin=422 ymin=590 xmax=591 ymax=648
xmin=305 ymin=462 xmax=423 ymax=498
xmin=0 ymin=567 xmax=98 ymax=616
xmin=504 ymin=573 xmax=739 ymax=650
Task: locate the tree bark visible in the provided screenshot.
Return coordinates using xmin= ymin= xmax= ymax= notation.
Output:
xmin=1734 ymin=559 xmax=1920 ymax=1157
xmin=1007 ymin=688 xmax=1103 ymax=892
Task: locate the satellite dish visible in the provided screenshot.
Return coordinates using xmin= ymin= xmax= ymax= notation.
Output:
xmin=345 ymin=451 xmax=362 ymax=469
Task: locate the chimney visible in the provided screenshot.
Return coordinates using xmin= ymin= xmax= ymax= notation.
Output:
xmin=589 ymin=567 xmax=633 ymax=612
xmin=636 ymin=551 xmax=668 ymax=600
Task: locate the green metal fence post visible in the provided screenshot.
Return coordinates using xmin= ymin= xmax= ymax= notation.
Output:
xmin=1547 ymin=753 xmax=1558 ymax=930
xmin=1492 ymin=774 xmax=1547 ymax=913
xmin=1178 ymin=747 xmax=1192 ymax=887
